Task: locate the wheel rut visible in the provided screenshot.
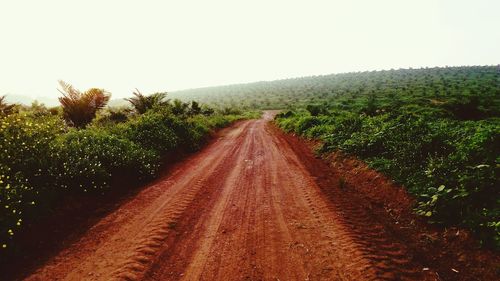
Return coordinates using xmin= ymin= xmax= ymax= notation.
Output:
xmin=24 ymin=112 xmax=429 ymax=281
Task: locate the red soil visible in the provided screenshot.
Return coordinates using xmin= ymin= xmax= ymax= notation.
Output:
xmin=17 ymin=111 xmax=498 ymax=281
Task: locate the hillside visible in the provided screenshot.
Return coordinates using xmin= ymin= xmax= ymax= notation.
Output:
xmin=170 ymin=65 xmax=500 ymax=111
xmin=271 ymin=65 xmax=499 ymax=249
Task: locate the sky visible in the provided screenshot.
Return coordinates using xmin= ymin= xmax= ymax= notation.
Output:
xmin=0 ymin=0 xmax=499 ymax=100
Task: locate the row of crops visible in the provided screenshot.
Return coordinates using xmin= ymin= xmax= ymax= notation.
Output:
xmin=274 ymin=74 xmax=499 ymax=248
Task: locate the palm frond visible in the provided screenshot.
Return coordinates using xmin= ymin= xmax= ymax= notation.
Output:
xmin=0 ymin=95 xmax=16 ymax=116
xmin=57 ymin=81 xmax=111 ymax=128
xmin=125 ymin=89 xmax=168 ymax=114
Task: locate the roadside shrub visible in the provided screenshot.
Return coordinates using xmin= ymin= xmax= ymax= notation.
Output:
xmin=0 ymin=102 xmax=254 ymax=256
xmin=321 ymin=112 xmax=364 ymax=151
xmin=303 ymin=124 xmax=334 ymax=139
xmin=192 ymin=114 xmax=232 ymax=129
xmin=417 ymin=120 xmax=499 ymax=244
xmin=94 ymin=108 xmax=132 ymax=126
xmin=295 ymin=116 xmax=321 ymax=134
xmin=0 ymin=114 xmax=65 ymax=250
xmin=219 ymin=106 xmax=243 ymax=115
xmin=338 ymin=115 xmax=388 ymax=158
xmin=188 ymin=101 xmax=202 ymax=116
xmin=276 ymin=110 xmax=294 ymax=119
xmin=306 ymin=104 xmax=327 ymax=116
xmin=275 ymin=108 xmax=500 ymax=247
xmin=171 ymin=99 xmax=189 ymax=115
xmin=54 ymin=129 xmax=159 ymax=193
xmin=275 ymin=115 xmax=300 ymax=133
xmin=207 ymin=114 xmax=232 ymax=128
xmin=121 ymin=112 xmax=179 ymax=154
xmin=185 ymin=117 xmax=212 ymax=150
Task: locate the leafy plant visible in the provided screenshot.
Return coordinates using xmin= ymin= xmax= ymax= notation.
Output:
xmin=275 ymin=98 xmax=500 ymax=247
xmin=0 ymin=97 xmax=253 ymax=257
xmin=54 ymin=129 xmax=159 ymax=193
xmin=0 ymin=96 xmax=16 ymax=116
xmin=58 ymin=81 xmax=111 ymax=128
xmin=171 ymin=99 xmax=189 ymax=115
xmin=188 ymin=101 xmax=202 ymax=116
xmin=0 ymin=113 xmax=66 ymax=251
xmin=94 ymin=107 xmax=132 ymax=126
xmin=125 ymin=89 xmax=168 ymax=114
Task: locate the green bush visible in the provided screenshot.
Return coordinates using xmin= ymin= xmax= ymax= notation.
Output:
xmin=303 ymin=124 xmax=334 ymax=139
xmin=0 ymin=104 xmax=253 ymax=256
xmin=276 ymin=108 xmax=500 ymax=248
xmin=0 ymin=114 xmax=65 ymax=250
xmin=54 ymin=129 xmax=159 ymax=193
xmin=295 ymin=116 xmax=321 ymax=134
xmin=120 ymin=112 xmax=179 ymax=154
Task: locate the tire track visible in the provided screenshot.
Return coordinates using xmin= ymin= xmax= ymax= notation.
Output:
xmin=25 ymin=121 xmax=252 ymax=281
xmin=25 ymin=112 xmax=431 ymax=281
xmin=265 ymin=126 xmax=376 ymax=281
xmin=271 ymin=124 xmax=430 ymax=280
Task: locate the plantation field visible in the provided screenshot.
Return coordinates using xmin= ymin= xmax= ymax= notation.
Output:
xmin=172 ymin=66 xmax=500 ymax=247
xmin=171 ymin=66 xmax=500 ymax=112
xmin=270 ymin=66 xmax=500 ymax=248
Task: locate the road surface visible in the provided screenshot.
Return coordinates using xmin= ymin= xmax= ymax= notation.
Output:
xmin=25 ymin=112 xmax=425 ymax=281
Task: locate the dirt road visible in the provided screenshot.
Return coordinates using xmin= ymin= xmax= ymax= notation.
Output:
xmin=25 ymin=112 xmax=428 ymax=281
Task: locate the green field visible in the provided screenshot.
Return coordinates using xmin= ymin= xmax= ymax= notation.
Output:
xmin=270 ymin=66 xmax=499 ymax=248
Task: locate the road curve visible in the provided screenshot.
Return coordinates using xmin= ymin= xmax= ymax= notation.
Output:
xmin=25 ymin=112 xmax=426 ymax=281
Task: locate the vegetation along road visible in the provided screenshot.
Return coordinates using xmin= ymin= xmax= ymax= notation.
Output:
xmin=24 ymin=111 xmax=439 ymax=281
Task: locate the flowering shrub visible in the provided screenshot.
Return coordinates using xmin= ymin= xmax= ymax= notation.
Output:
xmin=120 ymin=112 xmax=179 ymax=154
xmin=54 ymin=129 xmax=159 ymax=193
xmin=0 ymin=108 xmax=253 ymax=255
xmin=0 ymin=114 xmax=65 ymax=250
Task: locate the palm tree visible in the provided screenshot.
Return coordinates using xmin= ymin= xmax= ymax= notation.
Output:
xmin=125 ymin=89 xmax=168 ymax=114
xmin=171 ymin=99 xmax=189 ymax=115
xmin=0 ymin=95 xmax=16 ymax=116
xmin=58 ymin=80 xmax=111 ymax=128
xmin=188 ymin=101 xmax=202 ymax=116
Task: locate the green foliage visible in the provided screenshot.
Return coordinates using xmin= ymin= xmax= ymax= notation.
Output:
xmin=171 ymin=99 xmax=189 ymax=115
xmin=170 ymin=66 xmax=500 ymax=111
xmin=54 ymin=129 xmax=159 ymax=193
xmin=200 ymin=105 xmax=215 ymax=116
xmin=0 ymin=101 xmax=254 ymax=256
xmin=188 ymin=101 xmax=202 ymax=116
xmin=94 ymin=107 xmax=132 ymax=126
xmin=125 ymin=89 xmax=168 ymax=114
xmin=58 ymin=81 xmax=111 ymax=128
xmin=219 ymin=107 xmax=243 ymax=115
xmin=0 ymin=96 xmax=17 ymax=116
xmin=295 ymin=116 xmax=321 ymax=134
xmin=0 ymin=114 xmax=66 ymax=251
xmin=306 ymin=104 xmax=327 ymax=116
xmin=25 ymin=101 xmax=51 ymax=118
xmin=120 ymin=111 xmax=179 ymax=154
xmin=275 ymin=67 xmax=500 ymax=248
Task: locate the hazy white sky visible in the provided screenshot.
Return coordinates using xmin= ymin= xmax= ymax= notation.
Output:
xmin=1 ymin=0 xmax=499 ymax=99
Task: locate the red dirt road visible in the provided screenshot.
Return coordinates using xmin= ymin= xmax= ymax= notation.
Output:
xmin=25 ymin=112 xmax=429 ymax=281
